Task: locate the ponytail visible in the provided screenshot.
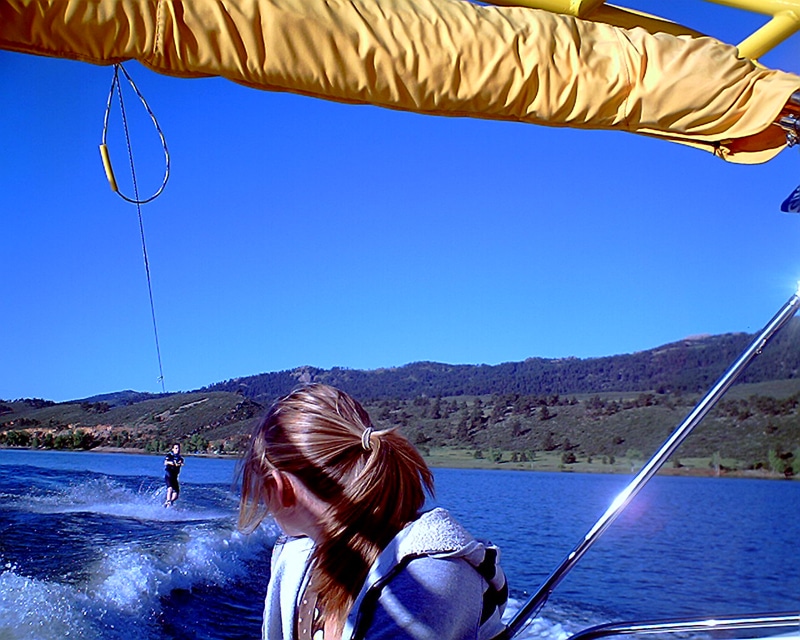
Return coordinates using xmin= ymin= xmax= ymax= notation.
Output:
xmin=238 ymin=384 xmax=434 ymax=632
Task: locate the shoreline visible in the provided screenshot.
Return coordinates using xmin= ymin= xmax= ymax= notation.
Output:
xmin=4 ymin=445 xmax=794 ymax=480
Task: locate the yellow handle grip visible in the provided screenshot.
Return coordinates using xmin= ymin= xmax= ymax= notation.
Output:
xmin=99 ymin=144 xmax=119 ymax=193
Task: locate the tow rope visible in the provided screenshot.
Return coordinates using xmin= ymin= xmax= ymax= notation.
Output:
xmin=100 ymin=63 xmax=170 ymax=393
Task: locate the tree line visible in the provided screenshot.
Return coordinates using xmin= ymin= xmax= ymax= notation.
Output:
xmin=202 ymin=322 xmax=800 ymax=403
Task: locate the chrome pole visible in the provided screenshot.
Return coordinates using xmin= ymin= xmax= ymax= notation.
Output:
xmin=567 ymin=612 xmax=800 ymax=640
xmin=499 ymin=287 xmax=800 ymax=640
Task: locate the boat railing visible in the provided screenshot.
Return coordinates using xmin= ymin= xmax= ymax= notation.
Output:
xmin=496 ymin=289 xmax=800 ymax=640
xmin=566 ymin=613 xmax=800 ymax=640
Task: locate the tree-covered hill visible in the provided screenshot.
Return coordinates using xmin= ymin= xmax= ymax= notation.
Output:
xmin=0 ymin=392 xmax=261 ymax=454
xmin=2 ymin=383 xmax=799 ymax=475
xmin=202 ymin=320 xmax=800 ymax=402
xmin=2 ymin=323 xmax=800 ymax=475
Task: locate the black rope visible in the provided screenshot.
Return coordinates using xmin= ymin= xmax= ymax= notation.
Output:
xmin=104 ymin=64 xmax=167 ymax=393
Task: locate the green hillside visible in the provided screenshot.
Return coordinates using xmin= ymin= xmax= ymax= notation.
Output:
xmin=2 ymin=326 xmax=800 ymax=477
xmin=0 ymin=393 xmax=261 ymax=455
xmin=2 ymin=383 xmax=799 ymax=477
xmin=201 ymin=322 xmax=800 ymax=402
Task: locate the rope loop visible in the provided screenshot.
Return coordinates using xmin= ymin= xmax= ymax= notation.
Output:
xmin=101 ymin=63 xmax=170 ymax=204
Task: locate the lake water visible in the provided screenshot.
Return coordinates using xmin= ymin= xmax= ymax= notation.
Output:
xmin=0 ymin=449 xmax=797 ymax=639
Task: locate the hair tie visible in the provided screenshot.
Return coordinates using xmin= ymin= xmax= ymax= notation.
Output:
xmin=361 ymin=427 xmax=374 ymax=451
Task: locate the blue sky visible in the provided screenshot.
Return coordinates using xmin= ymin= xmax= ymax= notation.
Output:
xmin=3 ymin=1 xmax=800 ymax=402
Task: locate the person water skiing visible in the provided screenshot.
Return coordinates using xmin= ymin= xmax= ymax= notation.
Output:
xmin=164 ymin=443 xmax=184 ymax=507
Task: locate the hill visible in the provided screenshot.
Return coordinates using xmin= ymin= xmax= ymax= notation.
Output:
xmin=202 ymin=322 xmax=800 ymax=402
xmin=0 ymin=393 xmax=261 ymax=455
xmin=2 ymin=325 xmax=800 ymax=476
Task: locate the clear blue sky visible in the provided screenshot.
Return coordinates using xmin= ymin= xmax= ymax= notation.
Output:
xmin=3 ymin=1 xmax=800 ymax=402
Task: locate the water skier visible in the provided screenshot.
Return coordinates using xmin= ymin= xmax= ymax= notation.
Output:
xmin=239 ymin=383 xmax=507 ymax=640
xmin=164 ymin=443 xmax=184 ymax=507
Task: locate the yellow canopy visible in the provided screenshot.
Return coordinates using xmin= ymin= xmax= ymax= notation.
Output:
xmin=2 ymin=0 xmax=799 ymax=163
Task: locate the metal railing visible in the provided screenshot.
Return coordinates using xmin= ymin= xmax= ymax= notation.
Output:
xmin=481 ymin=0 xmax=800 ymax=59
xmin=568 ymin=613 xmax=800 ymax=640
xmin=493 ymin=286 xmax=800 ymax=640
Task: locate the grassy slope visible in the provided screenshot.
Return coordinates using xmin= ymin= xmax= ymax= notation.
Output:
xmin=2 ymin=379 xmax=799 ymax=476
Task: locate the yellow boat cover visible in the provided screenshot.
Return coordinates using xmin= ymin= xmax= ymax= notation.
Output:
xmin=2 ymin=0 xmax=800 ymax=163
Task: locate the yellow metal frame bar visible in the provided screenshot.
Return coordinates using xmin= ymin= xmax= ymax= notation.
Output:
xmin=712 ymin=0 xmax=800 ymax=58
xmin=484 ymin=0 xmax=800 ymax=59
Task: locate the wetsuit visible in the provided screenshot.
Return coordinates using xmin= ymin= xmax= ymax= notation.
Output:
xmin=164 ymin=452 xmax=184 ymax=493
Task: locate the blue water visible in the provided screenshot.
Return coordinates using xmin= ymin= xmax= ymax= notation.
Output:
xmin=0 ymin=450 xmax=798 ymax=640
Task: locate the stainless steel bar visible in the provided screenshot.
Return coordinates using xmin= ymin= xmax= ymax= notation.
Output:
xmin=567 ymin=613 xmax=800 ymax=640
xmin=499 ymin=287 xmax=800 ymax=640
